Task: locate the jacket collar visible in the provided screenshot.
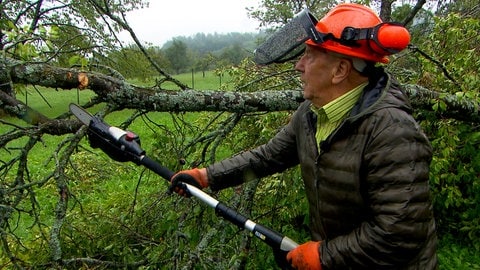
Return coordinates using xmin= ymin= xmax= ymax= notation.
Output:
xmin=349 ymin=68 xmax=412 ymax=121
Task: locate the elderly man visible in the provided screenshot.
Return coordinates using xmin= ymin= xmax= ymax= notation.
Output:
xmin=171 ymin=3 xmax=438 ymax=269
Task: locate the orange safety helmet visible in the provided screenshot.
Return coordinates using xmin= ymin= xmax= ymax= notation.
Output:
xmin=305 ymin=3 xmax=410 ymax=63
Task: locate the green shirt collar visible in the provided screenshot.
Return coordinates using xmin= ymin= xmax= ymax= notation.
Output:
xmin=311 ymin=82 xmax=367 ymax=122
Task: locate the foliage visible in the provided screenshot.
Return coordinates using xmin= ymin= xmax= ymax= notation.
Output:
xmin=164 ymin=39 xmax=191 ymax=74
xmin=438 ymin=234 xmax=480 ymax=269
xmin=0 ymin=0 xmax=148 ymax=64
xmin=247 ymin=0 xmax=334 ymax=29
xmin=107 ymin=45 xmax=170 ymax=81
xmin=408 ymin=12 xmax=480 ymax=248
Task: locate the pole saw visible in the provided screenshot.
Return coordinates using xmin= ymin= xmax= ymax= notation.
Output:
xmin=69 ymin=103 xmax=298 ymax=267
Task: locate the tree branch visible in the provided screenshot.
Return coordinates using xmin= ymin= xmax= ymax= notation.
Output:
xmin=408 ymin=44 xmax=461 ymax=88
xmin=1 ymin=58 xmax=479 ymax=129
xmin=402 ymin=0 xmax=426 ymax=26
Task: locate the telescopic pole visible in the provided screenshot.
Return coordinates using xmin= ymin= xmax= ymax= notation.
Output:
xmin=140 ymin=155 xmax=299 ymax=253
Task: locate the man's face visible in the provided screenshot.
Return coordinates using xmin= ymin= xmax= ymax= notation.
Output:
xmin=295 ymin=45 xmax=342 ymax=107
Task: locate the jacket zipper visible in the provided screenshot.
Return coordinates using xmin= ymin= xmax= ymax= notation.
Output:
xmin=306 ymin=110 xmax=328 ymax=239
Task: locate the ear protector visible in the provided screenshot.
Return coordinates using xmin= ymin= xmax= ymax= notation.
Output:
xmin=339 ymin=22 xmax=411 ymax=55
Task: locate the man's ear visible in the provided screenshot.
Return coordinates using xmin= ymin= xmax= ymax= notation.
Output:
xmin=332 ymin=58 xmax=352 ymax=84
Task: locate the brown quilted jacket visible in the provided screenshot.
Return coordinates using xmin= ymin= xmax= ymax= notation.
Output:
xmin=206 ymin=70 xmax=438 ymax=269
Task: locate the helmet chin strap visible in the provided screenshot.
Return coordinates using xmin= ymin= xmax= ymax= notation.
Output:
xmin=351 ymin=58 xmax=368 ymax=73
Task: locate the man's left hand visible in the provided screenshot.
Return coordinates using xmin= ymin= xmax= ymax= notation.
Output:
xmin=286 ymin=241 xmax=322 ymax=270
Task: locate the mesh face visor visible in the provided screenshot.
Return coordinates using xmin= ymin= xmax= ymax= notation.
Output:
xmin=253 ymin=8 xmax=326 ymax=65
xmin=253 ymin=8 xmax=410 ymax=65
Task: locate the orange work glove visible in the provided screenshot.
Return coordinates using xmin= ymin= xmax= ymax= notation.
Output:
xmin=286 ymin=241 xmax=322 ymax=270
xmin=169 ymin=168 xmax=208 ymax=197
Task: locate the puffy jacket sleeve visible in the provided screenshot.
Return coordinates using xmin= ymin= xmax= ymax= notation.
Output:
xmin=321 ymin=109 xmax=436 ymax=269
xmin=206 ymin=111 xmax=301 ymax=191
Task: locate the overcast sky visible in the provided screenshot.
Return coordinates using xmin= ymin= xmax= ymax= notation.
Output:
xmin=120 ymin=0 xmax=261 ymax=46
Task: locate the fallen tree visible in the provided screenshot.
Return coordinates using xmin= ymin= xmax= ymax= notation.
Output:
xmin=1 ymin=58 xmax=478 ymax=129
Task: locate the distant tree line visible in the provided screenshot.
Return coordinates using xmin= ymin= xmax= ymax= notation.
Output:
xmin=105 ymin=32 xmax=261 ymax=80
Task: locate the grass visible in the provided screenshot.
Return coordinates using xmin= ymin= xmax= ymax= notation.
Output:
xmin=2 ymin=71 xmax=480 ymax=269
xmin=129 ymin=70 xmax=232 ymax=90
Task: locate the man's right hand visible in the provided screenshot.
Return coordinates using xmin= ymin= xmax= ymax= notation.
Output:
xmin=169 ymin=168 xmax=209 ymax=197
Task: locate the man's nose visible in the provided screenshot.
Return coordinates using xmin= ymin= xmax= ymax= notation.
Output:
xmin=294 ymin=59 xmax=304 ymax=72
